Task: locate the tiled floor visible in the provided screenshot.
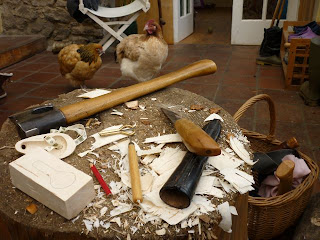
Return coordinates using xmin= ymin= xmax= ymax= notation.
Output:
xmin=1 ymin=44 xmax=319 ymax=172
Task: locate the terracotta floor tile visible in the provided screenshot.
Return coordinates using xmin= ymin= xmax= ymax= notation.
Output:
xmin=273 ymin=103 xmax=305 ymax=123
xmin=86 ymin=76 xmax=118 ymax=89
xmin=183 ymin=72 xmax=223 ymax=85
xmin=260 ymin=66 xmax=284 ymax=78
xmin=162 ymin=62 xmax=190 ymax=72
xmin=214 ymin=98 xmax=255 ymax=119
xmin=14 ymin=63 xmax=49 ymax=72
xmin=40 ymin=63 xmax=60 ymax=73
xmin=19 ymin=72 xmax=59 ymax=83
xmin=227 ymin=64 xmax=257 ymax=76
xmin=257 ymin=89 xmax=303 ymax=105
xmin=272 ymin=121 xmax=310 ymax=145
xmin=254 ymin=121 xmax=276 ymax=137
xmin=255 ymin=101 xmax=274 ymax=124
xmin=259 ymin=76 xmax=285 ymax=89
xmin=222 ymin=74 xmax=257 ymax=88
xmin=171 ymin=55 xmax=202 ymax=63
xmin=306 ymin=124 xmax=320 ymax=147
xmin=5 ymin=82 xmax=40 ymax=97
xmin=95 ymin=67 xmax=122 ymax=78
xmin=172 ymin=83 xmax=218 ymax=101
xmin=26 ymin=85 xmax=70 ymax=99
xmin=110 ymin=79 xmax=138 ymax=89
xmin=6 ymin=70 xmax=34 ymax=82
xmin=303 ymin=106 xmax=320 ymax=125
xmin=0 ymin=97 xmax=43 ymax=112
xmin=216 ymin=85 xmax=257 ymax=101
xmin=0 ymin=111 xmax=11 ymax=128
xmin=46 ymin=75 xmax=65 ymax=84
xmin=38 ymin=55 xmax=59 ymax=63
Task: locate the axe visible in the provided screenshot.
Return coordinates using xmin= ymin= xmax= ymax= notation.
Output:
xmin=9 ymin=60 xmax=217 ymax=138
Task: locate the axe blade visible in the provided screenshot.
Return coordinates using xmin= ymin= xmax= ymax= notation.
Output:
xmin=9 ymin=105 xmax=67 ymax=139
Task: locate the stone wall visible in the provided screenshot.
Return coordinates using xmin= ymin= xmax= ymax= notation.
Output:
xmin=0 ymin=0 xmax=112 ymax=50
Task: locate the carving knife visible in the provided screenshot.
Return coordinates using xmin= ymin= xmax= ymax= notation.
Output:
xmin=161 ymin=108 xmax=221 ymax=156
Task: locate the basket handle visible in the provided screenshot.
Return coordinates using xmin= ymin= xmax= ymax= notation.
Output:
xmin=233 ymin=94 xmax=276 ymax=139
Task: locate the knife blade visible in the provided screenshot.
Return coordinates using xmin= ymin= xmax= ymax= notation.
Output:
xmin=161 ymin=108 xmax=221 ymax=156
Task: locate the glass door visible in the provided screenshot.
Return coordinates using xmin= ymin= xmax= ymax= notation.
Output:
xmin=231 ymin=0 xmax=299 ymax=45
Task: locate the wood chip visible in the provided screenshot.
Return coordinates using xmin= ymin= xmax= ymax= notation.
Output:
xmin=190 ymin=104 xmax=204 ymax=110
xmin=156 ymin=228 xmax=166 ymax=235
xmin=26 ymin=203 xmax=37 ymax=214
xmin=209 ymin=107 xmax=221 ymax=114
xmin=125 ymin=101 xmax=139 ymax=110
xmin=141 ymin=119 xmax=151 ymax=125
xmin=199 ymin=215 xmax=211 ymax=223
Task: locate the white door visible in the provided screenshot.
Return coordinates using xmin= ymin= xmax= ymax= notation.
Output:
xmin=231 ymin=0 xmax=299 ymax=45
xmin=173 ymin=0 xmax=194 ymax=43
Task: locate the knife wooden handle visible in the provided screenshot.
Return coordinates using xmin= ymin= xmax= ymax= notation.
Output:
xmin=60 ymin=60 xmax=217 ymax=123
xmin=276 ymin=160 xmax=295 ymax=195
xmin=175 ymin=118 xmax=221 ymax=156
xmin=128 ymin=142 xmax=143 ymax=203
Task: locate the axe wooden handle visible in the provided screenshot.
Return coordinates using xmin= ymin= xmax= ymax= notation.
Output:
xmin=276 ymin=159 xmax=295 ymax=195
xmin=60 ymin=60 xmax=217 ymax=123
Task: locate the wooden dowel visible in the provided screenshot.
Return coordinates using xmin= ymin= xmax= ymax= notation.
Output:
xmin=276 ymin=160 xmax=295 ymax=195
xmin=128 ymin=142 xmax=143 ymax=203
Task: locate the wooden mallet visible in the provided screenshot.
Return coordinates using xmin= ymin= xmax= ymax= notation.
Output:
xmin=276 ymin=159 xmax=295 ymax=195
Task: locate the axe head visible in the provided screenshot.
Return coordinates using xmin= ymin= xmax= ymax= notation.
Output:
xmin=9 ymin=105 xmax=67 ymax=139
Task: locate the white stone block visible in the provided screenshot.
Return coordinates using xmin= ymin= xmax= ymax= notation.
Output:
xmin=9 ymin=148 xmax=95 ymax=220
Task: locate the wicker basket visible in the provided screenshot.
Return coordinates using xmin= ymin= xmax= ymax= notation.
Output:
xmin=233 ymin=94 xmax=319 ymax=240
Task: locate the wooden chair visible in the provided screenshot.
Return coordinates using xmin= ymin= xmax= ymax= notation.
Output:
xmin=79 ymin=0 xmax=150 ymax=51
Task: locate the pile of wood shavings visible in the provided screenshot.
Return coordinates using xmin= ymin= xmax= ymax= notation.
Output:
xmin=75 ymin=89 xmax=255 ymax=238
xmin=0 ymin=88 xmax=254 ymax=239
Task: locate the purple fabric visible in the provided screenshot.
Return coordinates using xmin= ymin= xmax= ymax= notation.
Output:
xmin=258 ymin=154 xmax=311 ymax=198
xmin=288 ymin=27 xmax=318 ymax=43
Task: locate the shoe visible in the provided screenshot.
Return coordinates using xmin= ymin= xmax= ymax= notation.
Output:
xmin=294 ymin=21 xmax=320 ymax=35
xmin=0 ymin=73 xmax=13 ymax=99
xmin=256 ymin=55 xmax=282 ymax=66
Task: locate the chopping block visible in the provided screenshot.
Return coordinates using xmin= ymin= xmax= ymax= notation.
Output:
xmin=0 ymin=87 xmax=249 ymax=240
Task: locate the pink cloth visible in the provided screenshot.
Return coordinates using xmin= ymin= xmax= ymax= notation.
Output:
xmin=258 ymin=155 xmax=311 ymax=197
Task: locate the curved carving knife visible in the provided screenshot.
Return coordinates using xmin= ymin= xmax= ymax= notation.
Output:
xmin=161 ymin=108 xmax=221 ymax=156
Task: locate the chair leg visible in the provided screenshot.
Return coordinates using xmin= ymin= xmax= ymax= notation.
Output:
xmin=87 ymin=11 xmax=141 ymax=52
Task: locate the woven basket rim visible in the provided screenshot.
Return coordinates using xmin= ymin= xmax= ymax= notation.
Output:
xmin=244 ymin=129 xmax=319 ymax=206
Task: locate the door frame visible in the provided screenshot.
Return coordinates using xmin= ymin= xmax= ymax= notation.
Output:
xmin=173 ymin=0 xmax=194 ymax=43
xmin=231 ymin=0 xmax=300 ymax=45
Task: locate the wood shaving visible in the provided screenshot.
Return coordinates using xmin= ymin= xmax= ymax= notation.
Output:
xmin=217 ymin=202 xmax=232 ymax=233
xmin=195 ymin=176 xmax=224 ymax=198
xmin=144 ymin=134 xmax=182 ymax=144
xmin=111 ymin=109 xmax=124 ymax=116
xmin=77 ymin=89 xmax=111 ymax=98
xmin=125 ymin=101 xmax=139 ymax=110
xmin=207 ymin=150 xmax=243 ymax=171
xmin=149 ymin=147 xmax=186 ymax=175
xmin=204 ymin=113 xmax=224 ymax=122
xmin=110 ymin=217 xmax=122 ymax=227
xmin=156 ymin=228 xmax=166 ymax=235
xmin=228 ymin=134 xmax=254 ymax=165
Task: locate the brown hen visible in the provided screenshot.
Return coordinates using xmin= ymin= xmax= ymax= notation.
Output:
xmin=116 ymin=20 xmax=168 ymax=82
xmin=58 ymin=43 xmax=103 ymax=88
